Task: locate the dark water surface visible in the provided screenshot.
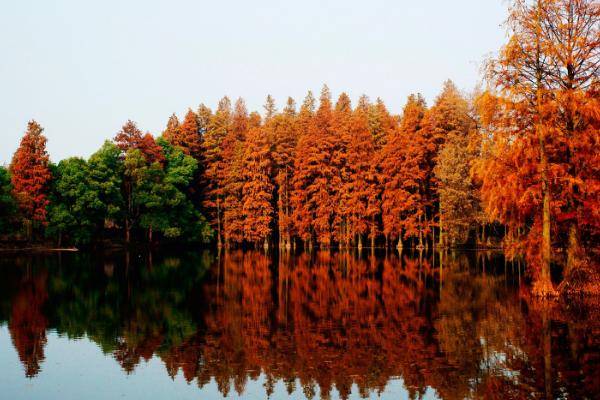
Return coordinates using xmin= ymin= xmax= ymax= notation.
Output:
xmin=0 ymin=250 xmax=598 ymax=399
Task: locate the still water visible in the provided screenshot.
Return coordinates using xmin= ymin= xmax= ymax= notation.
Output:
xmin=0 ymin=250 xmax=598 ymax=399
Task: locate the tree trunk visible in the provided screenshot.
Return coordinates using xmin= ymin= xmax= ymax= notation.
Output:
xmin=217 ymin=196 xmax=222 ymax=248
xmin=439 ymin=206 xmax=444 ymax=248
xmin=535 ymin=0 xmax=555 ymax=297
xmin=125 ymin=219 xmax=130 ymax=244
xmin=565 ymin=223 xmax=582 ymax=277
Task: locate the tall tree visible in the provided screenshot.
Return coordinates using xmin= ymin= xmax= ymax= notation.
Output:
xmin=10 ymin=120 xmax=52 ymax=233
xmin=168 ymin=109 xmax=203 ymax=160
xmin=292 ymin=85 xmax=336 ymax=247
xmin=478 ymin=0 xmax=600 ymax=295
xmin=270 ymin=97 xmax=299 ymax=248
xmin=429 ymin=80 xmax=475 ymax=246
xmin=114 ymin=120 xmax=144 ymax=152
xmin=344 ymin=103 xmax=380 ymax=248
xmin=242 ymin=124 xmax=273 ymax=247
xmin=380 ymin=95 xmax=428 ymax=248
xmin=222 ymin=99 xmax=249 ymax=246
xmin=162 ymin=113 xmax=181 ymax=142
xmin=331 ymin=93 xmax=353 ymax=246
xmin=264 ymin=95 xmax=277 ymax=122
xmin=86 ymin=141 xmax=124 ymax=234
xmin=202 ymin=97 xmax=232 ymax=247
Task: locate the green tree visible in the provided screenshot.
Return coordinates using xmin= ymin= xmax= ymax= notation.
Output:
xmin=87 ymin=141 xmax=124 ymax=235
xmin=0 ymin=166 xmax=18 ymax=235
xmin=47 ymin=158 xmax=97 ymax=246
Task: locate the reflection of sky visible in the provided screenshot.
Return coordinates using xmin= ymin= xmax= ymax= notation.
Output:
xmin=0 ymin=326 xmax=439 ymax=399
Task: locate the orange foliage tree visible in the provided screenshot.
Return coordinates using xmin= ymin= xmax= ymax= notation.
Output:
xmin=380 ymin=95 xmax=428 ymax=248
xmin=10 ymin=120 xmax=52 ymax=232
xmin=476 ymin=0 xmax=600 ymax=296
xmin=291 ymin=86 xmax=337 ymax=247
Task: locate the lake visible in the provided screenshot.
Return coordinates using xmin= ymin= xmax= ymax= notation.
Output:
xmin=0 ymin=250 xmax=598 ymax=399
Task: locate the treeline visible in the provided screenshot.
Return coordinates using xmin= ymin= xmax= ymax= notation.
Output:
xmin=0 ymin=1 xmax=598 ymax=294
xmin=0 ymin=82 xmax=488 ymax=250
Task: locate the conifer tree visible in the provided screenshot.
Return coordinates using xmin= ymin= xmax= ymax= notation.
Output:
xmin=292 ymin=85 xmax=335 ymax=247
xmin=202 ymin=97 xmax=232 ymax=247
xmin=270 ymin=97 xmax=299 ymax=248
xmin=242 ymin=123 xmax=273 ymax=247
xmin=162 ymin=113 xmax=181 ymax=142
xmin=380 ymin=95 xmax=427 ymax=248
xmin=10 ymin=120 xmax=52 ymax=231
xmin=114 ymin=120 xmax=144 ymax=152
xmin=222 ymin=99 xmax=249 ymax=246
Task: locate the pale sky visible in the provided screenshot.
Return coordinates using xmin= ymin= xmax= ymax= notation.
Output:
xmin=0 ymin=0 xmax=508 ymax=164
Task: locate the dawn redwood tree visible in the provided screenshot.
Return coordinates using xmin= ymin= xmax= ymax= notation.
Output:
xmin=428 ymin=80 xmax=475 ymax=246
xmin=10 ymin=120 xmax=52 ymax=234
xmin=242 ymin=123 xmax=274 ymax=247
xmin=139 ymin=133 xmax=165 ymax=165
xmin=344 ymin=104 xmax=380 ymax=248
xmin=167 ymin=109 xmax=203 ymax=160
xmin=162 ymin=113 xmax=181 ymax=142
xmin=291 ymin=86 xmax=336 ymax=247
xmin=270 ymin=97 xmax=299 ymax=248
xmin=368 ymin=97 xmax=397 ymax=151
xmin=380 ymin=95 xmax=427 ymax=248
xmin=331 ymin=93 xmax=353 ymax=246
xmin=202 ymin=97 xmax=232 ymax=247
xmin=114 ymin=120 xmax=144 ymax=152
xmin=264 ymin=95 xmax=277 ymax=122
xmin=478 ymin=0 xmax=600 ymax=296
xmin=222 ymin=99 xmax=250 ymax=246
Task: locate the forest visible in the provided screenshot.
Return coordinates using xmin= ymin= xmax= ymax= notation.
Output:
xmin=0 ymin=0 xmax=598 ymax=297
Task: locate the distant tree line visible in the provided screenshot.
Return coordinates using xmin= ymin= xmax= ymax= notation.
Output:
xmin=1 ymin=0 xmax=598 ymax=296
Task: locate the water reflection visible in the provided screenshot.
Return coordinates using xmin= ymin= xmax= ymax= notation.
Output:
xmin=0 ymin=250 xmax=598 ymax=399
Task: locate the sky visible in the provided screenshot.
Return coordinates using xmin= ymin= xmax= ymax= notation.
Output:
xmin=0 ymin=0 xmax=508 ymax=164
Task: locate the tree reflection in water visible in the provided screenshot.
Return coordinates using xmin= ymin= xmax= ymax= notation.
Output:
xmin=0 ymin=250 xmax=598 ymax=399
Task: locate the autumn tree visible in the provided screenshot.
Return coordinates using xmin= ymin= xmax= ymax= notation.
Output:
xmin=330 ymin=93 xmax=353 ymax=247
xmin=367 ymin=97 xmax=397 ymax=151
xmin=345 ymin=102 xmax=381 ymax=248
xmin=430 ymin=81 xmax=477 ymax=246
xmin=162 ymin=113 xmax=181 ymax=142
xmin=10 ymin=120 xmax=52 ymax=235
xmin=269 ymin=97 xmax=299 ymax=249
xmin=222 ymin=99 xmax=249 ymax=246
xmin=202 ymin=97 xmax=232 ymax=247
xmin=478 ymin=0 xmax=600 ymax=296
xmin=291 ymin=86 xmax=336 ymax=247
xmin=380 ymin=95 xmax=428 ymax=248
xmin=114 ymin=120 xmax=144 ymax=152
xmin=242 ymin=122 xmax=273 ymax=247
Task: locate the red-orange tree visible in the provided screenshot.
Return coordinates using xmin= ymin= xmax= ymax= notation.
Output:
xmin=242 ymin=122 xmax=273 ymax=247
xmin=291 ymin=86 xmax=336 ymax=247
xmin=380 ymin=95 xmax=428 ymax=248
xmin=202 ymin=97 xmax=232 ymax=247
xmin=268 ymin=97 xmax=299 ymax=249
xmin=10 ymin=120 xmax=52 ymax=230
